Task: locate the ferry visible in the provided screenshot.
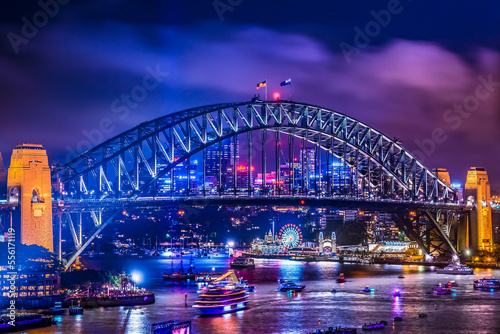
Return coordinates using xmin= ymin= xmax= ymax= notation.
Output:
xmin=193 ymin=285 xmax=248 ymax=316
xmin=0 ymin=313 xmax=52 ymax=333
xmin=436 ymin=263 xmax=474 ymax=275
xmin=277 ymin=279 xmax=305 ymax=292
xmin=230 ymin=257 xmax=255 ymax=269
xmin=473 ymin=278 xmax=500 ymax=290
xmin=433 ymin=283 xmax=452 ymax=295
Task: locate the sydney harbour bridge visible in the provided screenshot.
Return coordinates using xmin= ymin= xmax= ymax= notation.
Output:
xmin=2 ymin=99 xmax=493 ymax=270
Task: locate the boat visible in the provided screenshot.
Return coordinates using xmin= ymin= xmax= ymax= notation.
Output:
xmin=277 ymin=279 xmax=305 ymax=292
xmin=336 ymin=273 xmax=346 ymax=283
xmin=195 ymin=271 xmax=224 ymax=283
xmin=69 ymin=300 xmax=83 ymax=315
xmin=163 ymin=256 xmax=196 ymax=280
xmin=393 ymin=289 xmax=401 ymax=297
xmin=193 ymin=274 xmax=249 ymax=316
xmin=361 ymin=321 xmax=386 ymax=330
xmin=66 ymin=291 xmax=155 ymax=308
xmin=43 ymin=301 xmax=66 ymax=315
xmin=418 ymin=313 xmax=427 ymax=318
xmin=0 ymin=313 xmax=52 ymax=333
xmin=433 ymin=283 xmax=452 ymax=295
xmin=447 ymin=281 xmax=458 ymax=287
xmin=359 ymin=286 xmax=374 ymax=293
xmin=473 ymin=278 xmax=500 ymax=290
xmin=436 ymin=263 xmax=474 ymax=275
xmin=230 ymin=257 xmax=255 ymax=269
xmin=398 ymin=275 xmax=405 ymax=279
xmin=310 ymin=328 xmax=356 ymax=334
xmin=331 ymin=289 xmax=338 ymax=293
xmin=238 ymin=279 xmax=255 ymax=292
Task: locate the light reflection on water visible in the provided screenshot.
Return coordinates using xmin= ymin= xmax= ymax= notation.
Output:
xmin=30 ymin=255 xmax=500 ymax=334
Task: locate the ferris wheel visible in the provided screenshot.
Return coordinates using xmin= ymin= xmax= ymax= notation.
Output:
xmin=278 ymin=224 xmax=303 ymax=248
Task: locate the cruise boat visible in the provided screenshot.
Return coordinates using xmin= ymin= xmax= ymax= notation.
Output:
xmin=277 ymin=279 xmax=305 ymax=292
xmin=230 ymin=257 xmax=255 ymax=269
xmin=436 ymin=263 xmax=474 ymax=275
xmin=433 ymin=283 xmax=452 ymax=295
xmin=193 ymin=285 xmax=248 ymax=316
xmin=473 ymin=278 xmax=500 ymax=290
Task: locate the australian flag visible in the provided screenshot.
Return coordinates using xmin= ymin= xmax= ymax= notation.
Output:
xmin=280 ymin=79 xmax=291 ymax=86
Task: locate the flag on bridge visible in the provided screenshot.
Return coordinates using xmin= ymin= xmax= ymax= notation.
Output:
xmin=280 ymin=79 xmax=291 ymax=86
xmin=256 ymin=80 xmax=267 ymax=89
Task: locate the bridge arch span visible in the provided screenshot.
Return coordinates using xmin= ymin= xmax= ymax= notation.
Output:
xmin=56 ymin=100 xmax=455 ymax=203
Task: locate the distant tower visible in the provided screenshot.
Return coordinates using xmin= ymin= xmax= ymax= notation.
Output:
xmin=0 ymin=153 xmax=5 ymax=200
xmin=318 ymin=232 xmax=324 ymax=253
xmin=7 ymin=144 xmax=53 ymax=252
xmin=331 ymin=232 xmax=337 ymax=254
xmin=464 ymin=167 xmax=492 ymax=252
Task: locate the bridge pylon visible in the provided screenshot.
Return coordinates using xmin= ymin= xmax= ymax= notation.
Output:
xmin=7 ymin=144 xmax=53 ymax=252
xmin=465 ymin=167 xmax=493 ymax=252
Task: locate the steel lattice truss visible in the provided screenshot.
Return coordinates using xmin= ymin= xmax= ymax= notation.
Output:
xmin=56 ymin=100 xmax=456 ymax=202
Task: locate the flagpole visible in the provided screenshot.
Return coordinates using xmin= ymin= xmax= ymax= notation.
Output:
xmin=289 ymin=83 xmax=292 ymax=101
xmin=265 ymin=79 xmax=268 ymax=100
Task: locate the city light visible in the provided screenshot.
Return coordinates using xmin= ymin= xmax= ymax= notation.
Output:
xmin=131 ymin=271 xmax=143 ymax=284
xmin=273 ymin=92 xmax=280 ymax=100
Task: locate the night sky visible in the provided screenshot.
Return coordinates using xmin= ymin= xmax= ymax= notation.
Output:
xmin=1 ymin=0 xmax=499 ymax=190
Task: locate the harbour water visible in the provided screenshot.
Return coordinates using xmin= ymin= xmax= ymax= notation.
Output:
xmin=30 ymin=255 xmax=500 ymax=333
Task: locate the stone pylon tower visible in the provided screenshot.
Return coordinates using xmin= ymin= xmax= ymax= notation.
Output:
xmin=0 ymin=153 xmax=6 ymax=200
xmin=7 ymin=144 xmax=53 ymax=252
xmin=433 ymin=168 xmax=451 ymax=187
xmin=464 ymin=167 xmax=492 ymax=252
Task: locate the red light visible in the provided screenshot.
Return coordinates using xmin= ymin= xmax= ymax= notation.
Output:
xmin=273 ymin=92 xmax=280 ymax=100
xmin=300 ymin=200 xmax=305 ymax=205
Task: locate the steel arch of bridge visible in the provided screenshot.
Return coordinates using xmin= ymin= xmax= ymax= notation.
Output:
xmin=56 ymin=99 xmax=456 ymax=202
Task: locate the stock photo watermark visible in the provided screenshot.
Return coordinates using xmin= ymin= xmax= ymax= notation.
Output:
xmin=411 ymin=74 xmax=500 ymax=163
xmin=7 ymin=0 xmax=71 ymax=54
xmin=6 ymin=227 xmax=16 ymax=325
xmin=65 ymin=64 xmax=169 ymax=163
xmin=213 ymin=0 xmax=244 ymax=21
xmin=339 ymin=0 xmax=411 ymax=64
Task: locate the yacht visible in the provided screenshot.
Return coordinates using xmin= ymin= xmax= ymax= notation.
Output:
xmin=277 ymin=279 xmax=305 ymax=292
xmin=433 ymin=283 xmax=452 ymax=294
xmin=473 ymin=278 xmax=500 ymax=290
xmin=436 ymin=263 xmax=474 ymax=275
xmin=230 ymin=257 xmax=255 ymax=269
xmin=193 ymin=285 xmax=248 ymax=315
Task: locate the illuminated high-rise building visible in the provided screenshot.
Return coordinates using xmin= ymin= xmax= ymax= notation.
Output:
xmin=7 ymin=144 xmax=53 ymax=252
xmin=464 ymin=167 xmax=492 ymax=251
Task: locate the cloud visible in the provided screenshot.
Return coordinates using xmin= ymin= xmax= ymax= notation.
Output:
xmin=0 ymin=18 xmax=498 ymax=188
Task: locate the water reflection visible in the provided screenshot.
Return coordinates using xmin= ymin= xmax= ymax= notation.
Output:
xmin=35 ymin=255 xmax=500 ymax=334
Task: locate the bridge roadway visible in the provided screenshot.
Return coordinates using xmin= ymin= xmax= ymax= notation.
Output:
xmin=54 ymin=196 xmax=468 ymax=213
